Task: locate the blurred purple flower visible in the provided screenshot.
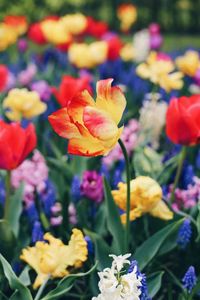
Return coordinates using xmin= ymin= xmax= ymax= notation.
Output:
xmin=31 ymin=80 xmax=51 ymax=101
xmin=81 ymin=171 xmax=104 ymax=203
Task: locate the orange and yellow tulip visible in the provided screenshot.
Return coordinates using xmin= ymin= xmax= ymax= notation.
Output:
xmin=48 ymin=79 xmax=126 ymax=156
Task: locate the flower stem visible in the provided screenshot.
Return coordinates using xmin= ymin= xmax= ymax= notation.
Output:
xmin=34 ymin=276 xmax=49 ymax=300
xmin=169 ymin=146 xmax=187 ymax=203
xmin=4 ymin=171 xmax=11 ymax=220
xmin=118 ymin=139 xmax=131 ymax=252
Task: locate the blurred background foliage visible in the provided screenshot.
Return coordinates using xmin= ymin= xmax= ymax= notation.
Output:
xmin=0 ymin=0 xmax=200 ymax=34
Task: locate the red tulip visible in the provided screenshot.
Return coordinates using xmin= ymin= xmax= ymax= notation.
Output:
xmin=52 ymin=75 xmax=92 ymax=107
xmin=166 ymin=95 xmax=200 ymax=145
xmin=107 ymin=36 xmax=123 ymax=60
xmin=28 ymin=23 xmax=47 ymax=45
xmin=0 ymin=121 xmax=37 ymax=170
xmin=85 ymin=17 xmax=108 ymax=38
xmin=0 ymin=65 xmax=8 ymax=91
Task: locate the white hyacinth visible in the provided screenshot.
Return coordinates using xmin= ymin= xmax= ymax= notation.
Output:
xmin=92 ymin=254 xmax=142 ymax=300
xmin=138 ymin=93 xmax=168 ymax=149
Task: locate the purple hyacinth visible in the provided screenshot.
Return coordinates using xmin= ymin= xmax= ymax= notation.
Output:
xmin=81 ymin=171 xmax=104 ymax=203
xmin=182 ymin=266 xmax=197 ymax=293
xmin=85 ymin=236 xmax=94 ymax=254
xmin=70 ymin=175 xmax=81 ymax=202
xmin=177 ymin=219 xmax=192 ymax=249
xmin=32 ymin=221 xmax=44 ymax=243
xmin=128 ymin=260 xmax=149 ymax=300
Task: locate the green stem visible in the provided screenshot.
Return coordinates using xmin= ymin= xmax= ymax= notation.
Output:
xmin=118 ymin=139 xmax=131 ymax=252
xmin=169 ymin=146 xmax=187 ymax=203
xmin=34 ymin=276 xmax=49 ymax=300
xmin=4 ymin=171 xmax=11 ymax=220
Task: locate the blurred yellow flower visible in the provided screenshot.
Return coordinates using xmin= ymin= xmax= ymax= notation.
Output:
xmin=61 ymin=13 xmax=87 ymax=35
xmin=20 ymin=229 xmax=88 ymax=289
xmin=120 ymin=43 xmax=135 ymax=62
xmin=0 ymin=23 xmax=18 ymax=51
xmin=41 ymin=19 xmax=71 ymax=45
xmin=112 ymin=176 xmax=173 ymax=224
xmin=3 ymin=88 xmax=47 ymax=121
xmin=68 ymin=41 xmax=108 ymax=68
xmin=136 ymin=52 xmax=183 ymax=92
xmin=117 ymin=4 xmax=137 ymax=32
xmin=175 ymin=50 xmax=200 ymax=77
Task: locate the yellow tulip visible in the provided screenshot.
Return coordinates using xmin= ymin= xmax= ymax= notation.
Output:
xmin=61 ymin=13 xmax=87 ymax=35
xmin=0 ymin=23 xmax=18 ymax=51
xmin=68 ymin=41 xmax=108 ymax=69
xmin=120 ymin=43 xmax=135 ymax=62
xmin=20 ymin=229 xmax=88 ymax=289
xmin=136 ymin=52 xmax=184 ymax=92
xmin=112 ymin=176 xmax=173 ymax=224
xmin=41 ymin=19 xmax=71 ymax=45
xmin=3 ymin=88 xmax=47 ymax=121
xmin=49 ymin=79 xmax=126 ymax=156
xmin=175 ymin=50 xmax=200 ymax=77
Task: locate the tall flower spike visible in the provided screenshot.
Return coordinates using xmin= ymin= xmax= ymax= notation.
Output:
xmin=182 ymin=266 xmax=197 ymax=294
xmin=177 ymin=219 xmax=192 ymax=249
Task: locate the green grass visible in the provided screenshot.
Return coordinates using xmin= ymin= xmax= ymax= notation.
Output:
xmin=163 ymin=35 xmax=200 ymax=51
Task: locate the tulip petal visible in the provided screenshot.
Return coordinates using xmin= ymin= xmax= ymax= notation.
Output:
xmin=68 ymin=137 xmax=105 ymax=157
xmin=150 ymin=200 xmax=173 ymax=220
xmin=48 ymin=108 xmax=81 ymax=139
xmin=166 ymin=97 xmax=199 ymax=145
xmin=83 ymin=106 xmax=118 ymax=141
xmin=68 ymin=90 xmax=94 ymax=124
xmin=96 ymin=79 xmax=126 ymax=124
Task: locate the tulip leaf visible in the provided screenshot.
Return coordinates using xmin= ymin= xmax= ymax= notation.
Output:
xmin=6 ymin=183 xmax=23 ymax=237
xmin=40 ymin=262 xmax=98 ymax=300
xmin=147 ymin=271 xmax=164 ymax=297
xmin=103 ymin=177 xmax=125 ymax=254
xmin=195 ymin=203 xmax=200 ymax=242
xmin=0 ymin=254 xmax=33 ymax=300
xmin=0 ymin=219 xmax=16 ymax=260
xmin=134 ymin=219 xmax=184 ymax=270
xmin=84 ymin=229 xmax=111 ymax=271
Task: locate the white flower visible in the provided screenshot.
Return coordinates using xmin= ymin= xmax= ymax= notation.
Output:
xmin=92 ymin=254 xmax=143 ymax=300
xmin=138 ymin=95 xmax=168 ymax=149
xmin=109 ymin=253 xmax=131 ymax=273
xmin=98 ymin=268 xmax=118 ymax=293
xmin=120 ymin=268 xmax=142 ymax=300
xmin=133 ymin=29 xmax=150 ymax=63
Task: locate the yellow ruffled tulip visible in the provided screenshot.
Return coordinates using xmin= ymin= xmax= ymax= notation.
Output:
xmin=136 ymin=52 xmax=184 ymax=92
xmin=112 ymin=176 xmax=173 ymax=224
xmin=3 ymin=88 xmax=47 ymax=121
xmin=68 ymin=41 xmax=108 ymax=69
xmin=61 ymin=13 xmax=87 ymax=35
xmin=20 ymin=229 xmax=88 ymax=289
xmin=175 ymin=50 xmax=200 ymax=77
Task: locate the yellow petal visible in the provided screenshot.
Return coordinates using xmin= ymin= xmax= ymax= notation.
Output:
xmin=150 ymin=200 xmax=174 ymax=220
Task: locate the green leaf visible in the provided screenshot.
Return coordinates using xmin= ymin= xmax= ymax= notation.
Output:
xmin=40 ymin=262 xmax=98 ymax=300
xmin=157 ymin=155 xmax=178 ymax=185
xmin=147 ymin=271 xmax=164 ymax=297
xmin=103 ymin=178 xmax=125 ymax=254
xmin=134 ymin=219 xmax=184 ymax=270
xmin=84 ymin=229 xmax=111 ymax=270
xmin=19 ymin=266 xmax=31 ymax=287
xmin=70 ymin=156 xmax=88 ymax=176
xmin=6 ymin=184 xmax=23 ymax=237
xmin=0 ymin=254 xmax=33 ymax=300
xmin=0 ymin=220 xmax=16 ymax=260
